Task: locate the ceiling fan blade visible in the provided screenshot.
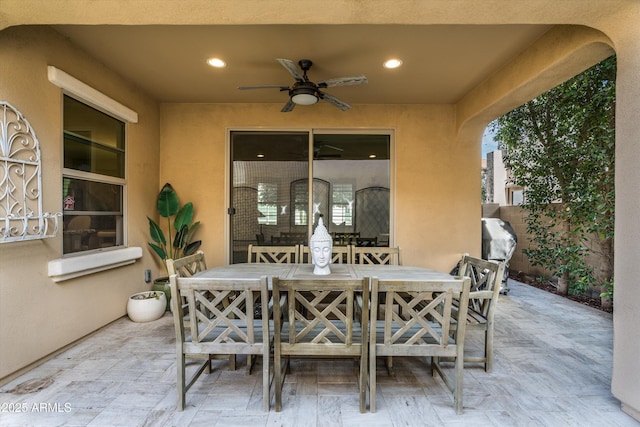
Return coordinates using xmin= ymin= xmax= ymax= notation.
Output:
xmin=281 ymin=99 xmax=296 ymax=112
xmin=323 ymin=144 xmax=344 ymax=152
xmin=317 ymin=75 xmax=368 ymax=88
xmin=277 ymin=58 xmax=304 ymax=81
xmin=238 ymin=85 xmax=289 ymax=90
xmin=318 ymin=92 xmax=351 ymax=111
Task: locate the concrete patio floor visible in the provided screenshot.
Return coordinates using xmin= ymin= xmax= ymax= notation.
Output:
xmin=0 ymin=279 xmax=638 ymax=427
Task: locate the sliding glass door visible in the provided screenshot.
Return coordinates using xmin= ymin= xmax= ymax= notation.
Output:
xmin=230 ymin=131 xmax=309 ymax=263
xmin=312 ymin=133 xmax=391 ymax=247
xmin=229 ymin=130 xmax=391 ymax=263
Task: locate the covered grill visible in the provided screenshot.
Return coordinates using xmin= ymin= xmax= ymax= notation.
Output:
xmin=481 ymin=218 xmax=517 ymax=294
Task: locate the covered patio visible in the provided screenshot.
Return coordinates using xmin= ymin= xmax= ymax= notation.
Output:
xmin=1 ymin=279 xmax=635 ymax=426
xmin=2 ymin=0 xmax=640 ymax=423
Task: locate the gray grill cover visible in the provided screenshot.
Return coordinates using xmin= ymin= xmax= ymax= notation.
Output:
xmin=481 ymin=218 xmax=517 ymax=262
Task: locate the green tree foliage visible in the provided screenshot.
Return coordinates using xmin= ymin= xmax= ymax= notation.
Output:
xmin=491 ymin=56 xmax=615 ymax=305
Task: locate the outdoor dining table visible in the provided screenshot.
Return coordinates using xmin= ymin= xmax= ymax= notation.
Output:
xmin=193 ymin=262 xmax=454 ymax=284
xmin=177 ymin=262 xmax=465 ymax=413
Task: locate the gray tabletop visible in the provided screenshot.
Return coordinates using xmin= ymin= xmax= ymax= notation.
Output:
xmin=194 ymin=263 xmax=453 ymax=281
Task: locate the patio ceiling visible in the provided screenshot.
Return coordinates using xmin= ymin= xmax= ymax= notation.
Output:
xmin=51 ymin=24 xmax=552 ymax=105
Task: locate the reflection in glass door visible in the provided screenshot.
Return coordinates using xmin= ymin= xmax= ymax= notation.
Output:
xmin=313 ymin=134 xmax=390 ymax=248
xmin=230 ymin=131 xmax=309 ymax=263
xmin=229 ymin=130 xmax=391 ymax=263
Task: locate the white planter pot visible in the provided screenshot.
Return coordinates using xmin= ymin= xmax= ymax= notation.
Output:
xmin=127 ymin=291 xmax=167 ymax=323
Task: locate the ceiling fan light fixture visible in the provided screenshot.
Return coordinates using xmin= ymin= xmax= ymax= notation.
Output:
xmin=291 ymin=92 xmax=318 ymax=105
xmin=239 ymin=58 xmax=366 ymax=112
xmin=383 ymin=58 xmax=403 ymax=69
xmin=206 ymin=57 xmax=226 ymax=68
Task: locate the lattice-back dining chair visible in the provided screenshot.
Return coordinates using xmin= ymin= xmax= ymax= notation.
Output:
xmin=454 ymin=254 xmax=505 ymax=372
xmin=167 ymin=251 xmax=238 ymax=370
xmin=166 ymin=250 xmax=207 ymax=277
xmin=352 ymin=246 xmax=402 ymax=373
xmin=169 ymin=274 xmax=272 ymax=411
xmin=247 ymin=244 xmax=299 ymax=263
xmin=351 ymin=246 xmax=402 ymax=265
xmin=167 ymin=251 xmax=209 ymax=324
xmin=369 ymin=276 xmax=471 ymax=414
xmin=298 ymin=244 xmax=352 ymax=264
xmin=272 ymin=276 xmax=370 ymax=413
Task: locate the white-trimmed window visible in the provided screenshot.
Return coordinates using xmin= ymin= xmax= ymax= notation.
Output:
xmin=62 ymin=95 xmax=125 ymax=254
xmin=257 ymin=182 xmax=277 ymax=226
xmin=332 ymin=183 xmax=353 ymax=226
xmin=47 ymin=66 xmax=140 ymax=281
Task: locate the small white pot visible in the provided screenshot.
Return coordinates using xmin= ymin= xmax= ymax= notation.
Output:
xmin=127 ymin=291 xmax=167 ymax=323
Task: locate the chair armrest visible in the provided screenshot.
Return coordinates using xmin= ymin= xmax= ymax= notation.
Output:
xmin=469 ymin=290 xmax=495 ymax=300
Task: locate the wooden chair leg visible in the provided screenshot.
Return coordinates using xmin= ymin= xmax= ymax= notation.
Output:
xmin=262 ymin=353 xmax=270 ymax=411
xmin=485 ymin=326 xmax=494 ymax=372
xmin=454 ymin=354 xmax=464 ymax=414
xmin=274 ymin=357 xmax=290 ymax=412
xmin=359 ymin=356 xmax=367 ymax=413
xmin=204 ymin=355 xmax=212 ymax=374
xmin=385 ymin=356 xmax=395 ymax=376
xmin=177 ymin=352 xmax=186 ymax=411
xmin=358 ymin=308 xmax=369 ymax=413
xmin=274 ymin=351 xmax=282 ymax=412
xmin=369 ymin=348 xmax=377 ymax=412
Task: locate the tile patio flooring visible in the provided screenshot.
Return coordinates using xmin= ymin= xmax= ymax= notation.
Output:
xmin=1 ymin=279 xmax=638 ymax=426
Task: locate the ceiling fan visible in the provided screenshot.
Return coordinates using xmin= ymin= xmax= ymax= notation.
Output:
xmin=289 ymin=143 xmax=344 ymax=159
xmin=313 ymin=143 xmax=344 ymax=159
xmin=238 ymin=58 xmax=368 ymax=112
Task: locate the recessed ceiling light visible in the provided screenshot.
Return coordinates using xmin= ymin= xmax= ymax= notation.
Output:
xmin=257 ymin=153 xmax=265 ymax=158
xmin=369 ymin=154 xmax=377 ymax=159
xmin=383 ymin=58 xmax=403 ymax=69
xmin=207 ymin=57 xmax=226 ymax=68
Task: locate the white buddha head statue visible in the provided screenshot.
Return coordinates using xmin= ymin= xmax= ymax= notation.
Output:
xmin=310 ymin=217 xmax=332 ymax=275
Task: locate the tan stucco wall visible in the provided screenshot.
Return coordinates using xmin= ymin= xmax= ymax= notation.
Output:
xmin=159 ymin=103 xmax=480 ymax=273
xmin=456 ymin=25 xmax=614 ymax=140
xmin=608 ymin=22 xmax=640 ymax=421
xmin=0 ymin=26 xmax=161 ymax=381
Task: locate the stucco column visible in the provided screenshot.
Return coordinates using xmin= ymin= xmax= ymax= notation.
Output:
xmin=611 ymin=24 xmax=640 ymax=421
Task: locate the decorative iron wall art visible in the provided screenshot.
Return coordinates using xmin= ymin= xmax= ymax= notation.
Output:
xmin=0 ymin=101 xmax=61 ymax=242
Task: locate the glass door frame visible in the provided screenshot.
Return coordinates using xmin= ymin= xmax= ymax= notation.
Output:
xmin=225 ymin=127 xmax=395 ymax=264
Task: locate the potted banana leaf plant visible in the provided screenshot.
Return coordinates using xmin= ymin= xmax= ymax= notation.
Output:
xmin=147 ymin=183 xmax=202 ymax=310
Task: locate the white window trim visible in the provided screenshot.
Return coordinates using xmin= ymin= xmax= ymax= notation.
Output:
xmin=48 ymin=247 xmax=142 ymax=283
xmin=48 ymin=66 xmax=138 ymax=123
xmin=47 ymin=66 xmax=140 ymax=281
